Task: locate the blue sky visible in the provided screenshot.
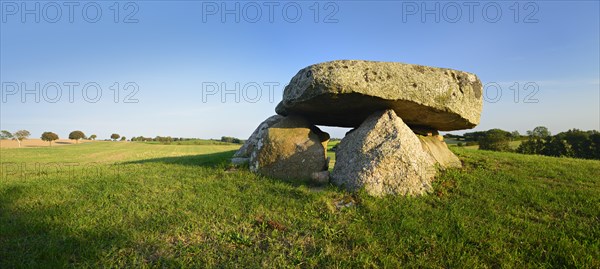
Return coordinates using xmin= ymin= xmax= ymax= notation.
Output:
xmin=1 ymin=1 xmax=599 ymax=139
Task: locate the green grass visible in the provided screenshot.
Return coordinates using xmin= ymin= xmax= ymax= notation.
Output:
xmin=446 ymin=139 xmax=523 ymax=150
xmin=326 ymin=140 xmax=340 ymax=170
xmin=1 ymin=142 xmax=599 ymax=268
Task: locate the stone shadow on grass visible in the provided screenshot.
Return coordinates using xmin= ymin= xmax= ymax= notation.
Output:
xmin=121 ymin=149 xmax=332 ymax=190
xmin=0 ymin=185 xmax=132 ymax=268
xmin=121 ymin=150 xmax=238 ymax=167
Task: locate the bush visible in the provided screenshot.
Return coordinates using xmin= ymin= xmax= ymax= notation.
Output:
xmin=221 ymin=136 xmax=242 ymax=144
xmin=479 ymin=129 xmax=511 ymax=152
xmin=155 ymin=136 xmax=173 ymax=144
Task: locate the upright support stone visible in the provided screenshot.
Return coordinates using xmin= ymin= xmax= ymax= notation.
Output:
xmin=418 ymin=135 xmax=462 ymax=169
xmin=231 ymin=115 xmax=284 ymax=165
xmin=332 ymin=110 xmax=437 ymax=196
xmin=249 ymin=116 xmax=330 ymax=181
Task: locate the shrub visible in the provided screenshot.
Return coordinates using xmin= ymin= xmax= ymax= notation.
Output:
xmin=479 ymin=129 xmax=511 ymax=152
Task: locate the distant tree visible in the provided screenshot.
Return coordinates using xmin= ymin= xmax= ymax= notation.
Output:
xmin=463 ymin=131 xmax=487 ymax=142
xmin=479 ymin=129 xmax=512 ymax=152
xmin=120 ymin=136 xmax=126 ymax=141
xmin=590 ymin=132 xmax=600 ymax=159
xmin=510 ymin=131 xmax=521 ymax=140
xmin=89 ymin=134 xmax=97 ymax=140
xmin=0 ymin=130 xmax=13 ymax=140
xmin=516 ymin=128 xmax=600 ymax=160
xmin=68 ymin=130 xmax=85 ymax=143
xmin=444 ymin=133 xmax=463 ymax=140
xmin=560 ymin=129 xmax=595 ymax=159
xmin=542 ymin=136 xmax=571 ymax=157
xmin=13 ymin=130 xmax=31 ymax=148
xmin=155 ymin=136 xmax=173 ymax=144
xmin=516 ymin=138 xmax=545 ymax=155
xmin=518 ymin=126 xmax=551 ymax=155
xmin=111 ymin=133 xmax=120 ymax=141
xmin=527 ymin=126 xmax=551 ymax=138
xmin=41 ymin=132 xmax=59 ymax=146
xmin=221 ymin=136 xmax=242 ymax=144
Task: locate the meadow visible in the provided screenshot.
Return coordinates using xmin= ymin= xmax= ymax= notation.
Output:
xmin=1 ymin=141 xmax=599 ymax=268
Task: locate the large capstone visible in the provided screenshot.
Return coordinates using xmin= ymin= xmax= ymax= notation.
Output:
xmin=331 ymin=110 xmax=437 ymax=196
xmin=276 ymin=60 xmax=483 ymax=131
xmin=249 ymin=116 xmax=330 ymax=181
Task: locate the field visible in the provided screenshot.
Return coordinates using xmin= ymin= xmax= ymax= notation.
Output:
xmin=444 ymin=138 xmax=523 ymax=150
xmin=0 ymin=139 xmax=93 ymax=149
xmin=1 ymin=142 xmax=599 ymax=268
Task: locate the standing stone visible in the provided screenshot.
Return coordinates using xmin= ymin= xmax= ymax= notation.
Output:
xmin=276 ymin=60 xmax=483 ymax=131
xmin=418 ymin=136 xmax=462 ymax=169
xmin=231 ymin=115 xmax=284 ymax=165
xmin=331 ymin=110 xmax=436 ymax=196
xmin=250 ymin=116 xmax=330 ymax=181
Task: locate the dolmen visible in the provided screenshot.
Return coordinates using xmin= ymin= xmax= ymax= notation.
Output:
xmin=232 ymin=60 xmax=483 ymax=196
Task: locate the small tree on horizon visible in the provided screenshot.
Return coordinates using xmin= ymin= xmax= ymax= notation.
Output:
xmin=89 ymin=134 xmax=97 ymax=140
xmin=527 ymin=126 xmax=551 ymax=138
xmin=120 ymin=136 xmax=126 ymax=141
xmin=0 ymin=130 xmax=13 ymax=140
xmin=111 ymin=133 xmax=120 ymax=141
xmin=41 ymin=132 xmax=59 ymax=146
xmin=69 ymin=130 xmax=86 ymax=144
xmin=13 ymin=130 xmax=31 ymax=148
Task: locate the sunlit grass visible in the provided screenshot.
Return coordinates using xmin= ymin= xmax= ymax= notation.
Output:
xmin=1 ymin=142 xmax=598 ymax=268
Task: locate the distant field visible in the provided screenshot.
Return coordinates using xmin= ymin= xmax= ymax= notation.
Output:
xmin=445 ymin=138 xmax=523 ymax=150
xmin=1 ymin=142 xmax=599 ymax=268
xmin=0 ymin=139 xmax=93 ymax=148
xmin=143 ymin=140 xmax=239 ymax=146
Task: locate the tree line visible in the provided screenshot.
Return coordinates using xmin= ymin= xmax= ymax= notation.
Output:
xmin=452 ymin=126 xmax=600 ymax=160
xmin=1 ymin=130 xmax=246 ymax=147
xmin=129 ymin=136 xmax=244 ymax=144
xmin=0 ymin=130 xmax=122 ymax=147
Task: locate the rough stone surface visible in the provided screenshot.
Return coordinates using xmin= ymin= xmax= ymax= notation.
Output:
xmin=232 ymin=115 xmax=284 ymax=163
xmin=418 ymin=136 xmax=462 ymax=169
xmin=411 ymin=126 xmax=440 ymax=136
xmin=250 ymin=116 xmax=330 ymax=180
xmin=311 ymin=171 xmax=330 ymax=184
xmin=331 ymin=110 xmax=437 ymax=196
xmin=231 ymin=157 xmax=249 ymax=166
xmin=276 ymin=60 xmax=483 ymax=131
